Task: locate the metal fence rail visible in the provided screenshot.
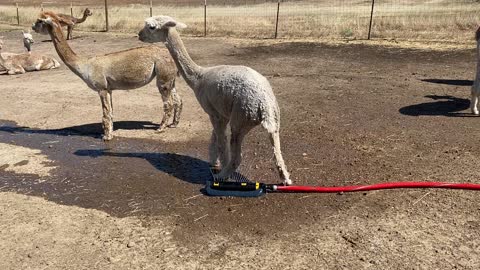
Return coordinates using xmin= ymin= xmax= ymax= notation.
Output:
xmin=0 ymin=0 xmax=479 ymax=40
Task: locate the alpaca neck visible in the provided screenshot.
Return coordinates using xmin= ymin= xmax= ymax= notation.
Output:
xmin=24 ymin=42 xmax=31 ymax=53
xmin=48 ymin=24 xmax=82 ymax=73
xmin=76 ymin=11 xmax=89 ymax=23
xmin=165 ymin=28 xmax=203 ymax=89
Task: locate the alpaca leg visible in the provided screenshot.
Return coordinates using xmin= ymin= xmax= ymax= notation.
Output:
xmin=471 ymin=86 xmax=479 ymax=115
xmin=268 ymin=130 xmax=292 ymax=185
xmin=8 ymin=65 xmax=24 ymax=75
xmin=209 ymin=116 xmax=229 ymax=171
xmin=157 ymin=81 xmax=174 ymax=132
xmin=169 ymin=86 xmax=183 ymax=128
xmin=99 ymin=90 xmax=114 ymax=141
xmin=209 ymin=131 xmax=220 ymax=169
xmin=216 ymin=125 xmax=252 ymax=180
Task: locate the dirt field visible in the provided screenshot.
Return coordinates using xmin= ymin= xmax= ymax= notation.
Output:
xmin=1 ymin=26 xmax=480 ymax=269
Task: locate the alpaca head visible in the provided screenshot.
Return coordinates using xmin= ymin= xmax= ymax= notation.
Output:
xmin=32 ymin=12 xmax=63 ymax=35
xmin=84 ymin=8 xmax=93 ymax=17
xmin=22 ymin=30 xmax=34 ymax=52
xmin=138 ymin=15 xmax=187 ymax=43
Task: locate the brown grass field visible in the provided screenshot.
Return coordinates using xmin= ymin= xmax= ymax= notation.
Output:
xmin=0 ymin=0 xmax=479 ymax=40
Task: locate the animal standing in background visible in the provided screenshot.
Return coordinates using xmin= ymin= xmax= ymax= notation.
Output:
xmin=57 ymin=8 xmax=93 ymax=40
xmin=22 ymin=30 xmax=34 ymax=53
xmin=32 ymin=12 xmax=183 ymax=141
xmin=471 ymin=26 xmax=480 ymax=115
xmin=0 ymin=37 xmax=60 ymax=75
xmin=139 ymin=16 xmax=292 ymax=185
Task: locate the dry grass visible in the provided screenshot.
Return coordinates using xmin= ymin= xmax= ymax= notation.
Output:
xmin=0 ymin=0 xmax=479 ymax=40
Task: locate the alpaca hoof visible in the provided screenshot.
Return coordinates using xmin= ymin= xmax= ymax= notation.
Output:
xmin=102 ymin=134 xmax=113 ymax=141
xmin=283 ymin=179 xmax=293 ymax=186
xmin=168 ymin=123 xmax=178 ymax=128
xmin=473 ymin=110 xmax=479 ymax=116
xmin=156 ymin=128 xmax=166 ymax=133
xmin=210 ymin=167 xmax=221 ymax=175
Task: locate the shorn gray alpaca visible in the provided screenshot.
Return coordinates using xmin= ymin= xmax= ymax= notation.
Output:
xmin=138 ymin=16 xmax=292 ymax=185
xmin=472 ymin=26 xmax=480 ymax=115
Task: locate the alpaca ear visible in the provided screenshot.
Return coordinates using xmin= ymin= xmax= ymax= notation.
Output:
xmin=176 ymin=22 xmax=187 ymax=29
xmin=163 ymin=21 xmax=177 ymax=28
xmin=163 ymin=21 xmax=187 ymax=29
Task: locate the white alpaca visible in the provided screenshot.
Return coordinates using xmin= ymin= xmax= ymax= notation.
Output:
xmin=138 ymin=16 xmax=292 ymax=185
xmin=472 ymin=27 xmax=480 ymax=115
xmin=22 ymin=30 xmax=34 ymax=53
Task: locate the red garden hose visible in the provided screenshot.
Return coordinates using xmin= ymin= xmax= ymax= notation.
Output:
xmin=274 ymin=182 xmax=480 ymax=193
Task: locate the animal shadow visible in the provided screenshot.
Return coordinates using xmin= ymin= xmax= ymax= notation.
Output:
xmin=0 ymin=120 xmax=160 ymax=138
xmin=399 ymin=95 xmax=472 ymax=117
xmin=74 ymin=149 xmax=211 ymax=185
xmin=421 ymin=79 xmax=473 ymax=86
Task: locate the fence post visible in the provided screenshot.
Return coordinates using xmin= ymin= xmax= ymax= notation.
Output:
xmin=367 ymin=0 xmax=375 ymax=40
xmin=16 ymin=3 xmax=19 ymax=25
xmin=105 ymin=0 xmax=109 ymax=32
xmin=274 ymin=0 xmax=280 ymax=39
xmin=204 ymin=0 xmax=207 ymax=37
xmin=70 ymin=2 xmax=73 ymax=17
xmin=150 ymin=0 xmax=153 ymax=17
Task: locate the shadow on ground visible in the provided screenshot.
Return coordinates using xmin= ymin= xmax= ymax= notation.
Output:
xmin=0 ymin=120 xmax=160 ymax=138
xmin=421 ymin=79 xmax=473 ymax=86
xmin=74 ymin=149 xmax=210 ymax=185
xmin=399 ymin=95 xmax=472 ymax=117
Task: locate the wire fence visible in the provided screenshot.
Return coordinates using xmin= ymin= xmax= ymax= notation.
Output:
xmin=0 ymin=0 xmax=479 ymax=41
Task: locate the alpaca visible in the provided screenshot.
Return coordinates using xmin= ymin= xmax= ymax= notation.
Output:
xmin=57 ymin=8 xmax=93 ymax=40
xmin=22 ymin=30 xmax=34 ymax=53
xmin=0 ymin=38 xmax=60 ymax=75
xmin=138 ymin=16 xmax=292 ymax=185
xmin=471 ymin=27 xmax=480 ymax=115
xmin=32 ymin=12 xmax=183 ymax=141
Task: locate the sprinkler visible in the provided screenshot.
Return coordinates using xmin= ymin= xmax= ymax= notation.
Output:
xmin=206 ymin=169 xmax=480 ymax=197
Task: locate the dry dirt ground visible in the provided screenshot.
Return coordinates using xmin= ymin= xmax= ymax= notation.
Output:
xmin=0 ymin=26 xmax=480 ymax=269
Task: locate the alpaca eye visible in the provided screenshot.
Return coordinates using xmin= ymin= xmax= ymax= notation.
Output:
xmin=149 ymin=26 xmax=156 ymax=30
